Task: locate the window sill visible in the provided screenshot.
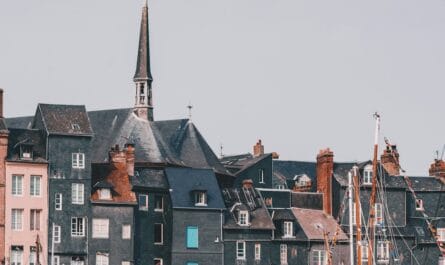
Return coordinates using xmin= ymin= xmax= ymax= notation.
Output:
xmin=154 ymin=242 xmax=164 ymax=245
xmin=154 ymin=209 xmax=163 ymax=212
xmin=194 ymin=203 xmax=208 ymax=207
xmin=282 ymin=236 xmax=295 ymax=239
xmin=139 ymin=208 xmax=148 ymax=211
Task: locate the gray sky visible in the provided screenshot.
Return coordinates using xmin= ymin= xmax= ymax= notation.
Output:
xmin=1 ymin=0 xmax=444 ymax=175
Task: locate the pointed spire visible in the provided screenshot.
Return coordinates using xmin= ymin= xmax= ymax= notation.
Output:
xmin=134 ymin=1 xmax=152 ymax=82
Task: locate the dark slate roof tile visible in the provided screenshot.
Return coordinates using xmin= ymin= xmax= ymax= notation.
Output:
xmin=6 ymin=116 xmax=33 ymax=129
xmin=273 ymin=160 xmax=317 ymax=191
xmin=7 ymin=128 xmax=47 ymax=162
xmin=36 ymin=104 xmax=93 ymax=136
xmin=132 ymin=168 xmax=168 ymax=190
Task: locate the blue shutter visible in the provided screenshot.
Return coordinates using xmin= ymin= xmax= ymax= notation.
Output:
xmin=186 ymin=226 xmax=199 ymax=248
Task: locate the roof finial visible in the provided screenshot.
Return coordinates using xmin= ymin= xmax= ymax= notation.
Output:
xmin=187 ymin=102 xmax=193 ymax=121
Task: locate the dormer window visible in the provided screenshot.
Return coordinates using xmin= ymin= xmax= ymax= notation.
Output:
xmin=363 ymin=165 xmax=372 ymax=185
xmin=71 ymin=123 xmax=80 ymax=131
xmin=19 ymin=144 xmax=33 ymax=160
xmin=283 ymin=221 xmax=294 ymax=238
xmin=99 ymin=189 xmax=111 ymax=200
xmin=194 ymin=191 xmax=207 ymax=206
xmin=238 ymin=210 xmax=249 ymax=226
xmin=415 ymin=199 xmax=424 ymax=211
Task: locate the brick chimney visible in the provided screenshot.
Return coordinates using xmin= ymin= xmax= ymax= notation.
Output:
xmin=380 ymin=144 xmax=400 ymax=176
xmin=242 ymin=179 xmax=254 ymax=189
xmin=124 ymin=143 xmax=135 ymax=177
xmin=430 ymin=159 xmax=445 ymax=183
xmin=253 ymin=139 xmax=264 ymax=157
xmin=0 ymin=89 xmax=3 ymax=118
xmin=316 ymin=148 xmax=334 ymax=215
xmin=109 ymin=145 xmax=127 ymax=170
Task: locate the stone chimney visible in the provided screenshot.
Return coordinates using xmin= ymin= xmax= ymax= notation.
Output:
xmin=242 ymin=179 xmax=254 ymax=189
xmin=125 ymin=143 xmax=135 ymax=177
xmin=430 ymin=159 xmax=445 ymax=183
xmin=253 ymin=140 xmax=264 ymax=157
xmin=380 ymin=144 xmax=400 ymax=176
xmin=316 ymin=148 xmax=334 ymax=215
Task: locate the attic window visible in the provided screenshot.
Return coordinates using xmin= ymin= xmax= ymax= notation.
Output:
xmin=283 ymin=221 xmax=294 ymax=238
xmin=363 ymin=165 xmax=372 ymax=185
xmin=99 ymin=189 xmax=111 ymax=200
xmin=71 ymin=123 xmax=80 ymax=131
xmin=238 ymin=210 xmax=249 ymax=226
xmin=19 ymin=144 xmax=33 ymax=160
xmin=415 ymin=199 xmax=424 ymax=211
xmin=194 ymin=191 xmax=207 ymax=206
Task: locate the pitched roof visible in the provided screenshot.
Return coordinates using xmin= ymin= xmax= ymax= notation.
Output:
xmin=132 ymin=168 xmax=168 ymax=190
xmin=291 ymin=208 xmax=348 ymax=241
xmin=6 ymin=128 xmax=47 ymax=163
xmin=273 ymin=160 xmax=317 ymax=190
xmin=165 ymin=167 xmax=225 ymax=209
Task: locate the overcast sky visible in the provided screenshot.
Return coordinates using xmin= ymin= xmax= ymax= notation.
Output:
xmin=1 ymin=0 xmax=444 ymax=175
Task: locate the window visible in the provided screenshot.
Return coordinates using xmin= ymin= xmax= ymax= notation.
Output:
xmin=154 ymin=195 xmax=163 ymax=212
xmin=377 ymin=241 xmax=389 ymax=263
xmin=363 ymin=165 xmax=372 ymax=185
xmin=361 ymin=242 xmax=368 ymax=264
xmin=415 ymin=199 xmax=424 ymax=211
xmin=30 ymin=209 xmax=41 ymax=230
xmin=138 ymin=194 xmax=148 ymax=211
xmin=53 ymin=256 xmax=60 ymax=265
xmin=194 ymin=191 xmax=207 ymax=206
xmin=258 ymin=169 xmax=265 ymax=183
xmin=71 ymin=217 xmax=85 ymax=237
xmin=55 ymin=193 xmax=63 ymax=210
xmin=71 ymin=124 xmax=80 ymax=131
xmin=71 ymin=257 xmax=85 ymax=265
xmin=236 ymin=241 xmax=246 ymax=260
xmin=30 ymin=176 xmax=41 ymax=196
xmin=12 ymin=209 xmax=23 ymax=230
xmin=238 ymin=211 xmax=249 ymax=226
xmin=276 ymin=185 xmax=285 ymax=190
xmin=20 ymin=145 xmax=33 ymax=159
xmin=438 ymin=228 xmax=445 ymax=242
xmin=255 ymin=243 xmax=261 ymax=261
xmin=122 ymin=225 xmax=131 ymax=239
xmin=92 ymin=219 xmax=109 ymax=238
xmin=375 ymin=203 xmax=383 ymax=225
xmin=72 ymin=183 xmax=84 ymax=205
xmin=29 ymin=247 xmax=36 ymax=265
xmin=186 ymin=226 xmax=198 ymax=248
xmin=11 ymin=247 xmax=23 ymax=265
xmin=154 ymin=223 xmax=163 ymax=244
xmin=72 ymin=153 xmax=85 ymax=169
xmin=99 ymin=189 xmax=111 ymax=200
xmin=53 ymin=225 xmax=61 ymax=243
xmin=12 ymin=175 xmax=23 ymax=196
xmin=283 ymin=221 xmax=293 ymax=238
xmin=265 ymin=197 xmax=273 ymax=207
xmin=311 ymin=250 xmax=326 ymax=265
xmin=280 ymin=244 xmax=288 ymax=265
xmin=154 ymin=259 xmax=163 ymax=265
xmin=352 ymin=202 xmax=357 ymax=225
xmin=96 ymin=253 xmax=108 ymax=265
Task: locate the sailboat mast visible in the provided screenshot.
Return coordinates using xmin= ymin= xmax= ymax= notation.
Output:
xmin=368 ymin=112 xmax=381 ymax=265
xmin=353 ymin=166 xmax=362 ymax=265
xmin=348 ymin=172 xmax=354 ymax=265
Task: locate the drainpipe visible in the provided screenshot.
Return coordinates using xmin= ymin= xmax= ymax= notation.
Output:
xmin=220 ymin=209 xmax=224 ymax=265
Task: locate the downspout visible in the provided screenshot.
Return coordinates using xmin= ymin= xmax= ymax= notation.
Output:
xmin=220 ymin=209 xmax=224 ymax=265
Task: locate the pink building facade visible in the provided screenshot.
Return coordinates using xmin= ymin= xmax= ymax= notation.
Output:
xmin=5 ymin=161 xmax=48 ymax=265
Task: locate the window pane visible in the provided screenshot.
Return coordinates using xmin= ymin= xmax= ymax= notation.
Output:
xmin=154 ymin=224 xmax=163 ymax=244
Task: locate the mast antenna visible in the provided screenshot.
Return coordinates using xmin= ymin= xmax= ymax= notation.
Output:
xmin=440 ymin=144 xmax=445 ymax=160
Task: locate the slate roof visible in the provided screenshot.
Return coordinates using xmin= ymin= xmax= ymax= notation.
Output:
xmin=132 ymin=168 xmax=169 ymax=190
xmin=0 ymin=118 xmax=7 ymax=133
xmin=222 ymin=187 xmax=275 ymax=230
xmin=273 ymin=160 xmax=317 ymax=191
xmin=6 ymin=128 xmax=47 ymax=163
xmin=6 ymin=116 xmax=33 ymax=129
xmin=407 ymin=176 xmax=445 ymax=192
xmin=291 ymin=192 xmax=323 ymax=210
xmin=291 ymin=208 xmax=348 ymax=241
xmin=165 ymin=167 xmax=225 ymax=209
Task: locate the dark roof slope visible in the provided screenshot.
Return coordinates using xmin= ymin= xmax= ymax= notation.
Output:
xmin=165 ymin=167 xmax=225 ymax=209
xmin=132 ymin=168 xmax=169 ymax=190
xmin=273 ymin=160 xmax=317 ymax=190
xmin=6 ymin=116 xmax=33 ymax=129
xmin=7 ymin=128 xmax=47 ymax=163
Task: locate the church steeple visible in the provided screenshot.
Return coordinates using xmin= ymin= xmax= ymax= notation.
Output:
xmin=133 ymin=0 xmax=153 ymax=121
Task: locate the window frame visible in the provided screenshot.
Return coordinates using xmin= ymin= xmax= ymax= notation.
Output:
xmin=122 ymin=224 xmax=131 ymax=240
xmin=12 ymin=175 xmax=23 ymax=196
xmin=280 ymin=244 xmax=288 ymax=265
xmin=72 ymin=153 xmax=85 ymax=169
xmin=415 ymin=199 xmax=424 ymax=211
xmin=30 ymin=209 xmax=41 ymax=231
xmin=194 ymin=191 xmax=207 ymax=206
xmin=92 ymin=218 xmax=109 ymax=239
xmin=363 ymin=165 xmax=372 ymax=185
xmin=438 ymin=228 xmax=445 ymax=242
xmin=55 ymin=193 xmax=63 ymax=210
xmin=71 ymin=217 xmax=86 ymax=237
xmin=375 ymin=203 xmax=384 ymax=225
xmin=377 ymin=241 xmax=390 ymax=262
xmin=283 ymin=221 xmax=294 ymax=238
xmin=258 ymin=168 xmax=265 ymax=184
xmin=311 ymin=249 xmax=326 ymax=265
xmin=255 ymin=243 xmax=261 ymax=261
xmin=11 ymin=209 xmax=23 ymax=231
xmin=138 ymin=194 xmax=148 ymax=211
xmin=30 ymin=175 xmax=41 ymax=197
xmin=238 ymin=210 xmax=249 ymax=226
xmin=53 ymin=225 xmax=61 ymax=243
xmin=236 ymin=241 xmax=246 ymax=260
xmin=11 ymin=248 xmax=23 ymax=265
xmin=186 ymin=226 xmax=199 ymax=249
xmin=154 ymin=195 xmax=163 ymax=212
xmin=71 ymin=183 xmax=85 ymax=205
xmin=95 ymin=253 xmax=109 ymax=265
xmin=99 ymin=189 xmax=111 ymax=200
xmin=154 ymin=223 xmax=163 ymax=245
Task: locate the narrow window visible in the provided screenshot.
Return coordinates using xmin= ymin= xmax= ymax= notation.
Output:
xmin=311 ymin=250 xmax=326 ymax=265
xmin=438 ymin=228 xmax=445 ymax=242
xmin=363 ymin=165 xmax=372 ymax=185
xmin=377 ymin=241 xmax=389 ymax=262
xmin=92 ymin=219 xmax=109 ymax=238
xmin=55 ymin=193 xmax=63 ymax=210
xmin=154 ymin=223 xmax=163 ymax=244
xmin=71 ymin=217 xmax=85 ymax=237
xmin=258 ymin=169 xmax=265 ymax=183
xmin=30 ymin=175 xmax=41 ymax=196
xmin=12 ymin=175 xmax=23 ymax=196
xmin=280 ymin=244 xmax=288 ymax=264
xmin=361 ymin=242 xmax=368 ymax=263
xmin=138 ymin=194 xmax=148 ymax=211
xmin=122 ymin=225 xmax=131 ymax=239
xmin=236 ymin=241 xmax=246 ymax=260
xmin=194 ymin=191 xmax=207 ymax=206
xmin=375 ymin=203 xmax=383 ymax=225
xmin=95 ymin=253 xmax=109 ymax=265
xmin=154 ymin=195 xmax=163 ymax=212
xmin=255 ymin=243 xmax=261 ymax=261
xmin=11 ymin=247 xmax=23 ymax=265
xmin=29 ymin=247 xmax=36 ymax=265
xmin=53 ymin=225 xmax=61 ymax=243
xmin=30 ymin=209 xmax=41 ymax=231
xmin=53 ymin=256 xmax=60 ymax=265
xmin=351 ymin=202 xmax=356 ymax=225
xmin=415 ymin=199 xmax=424 ymax=211
xmin=72 ymin=153 xmax=85 ymax=169
xmin=238 ymin=211 xmax=249 ymax=226
xmin=71 ymin=183 xmax=84 ymax=205
xmin=11 ymin=209 xmax=23 ymax=230
xmin=186 ymin=226 xmax=198 ymax=248
xmin=283 ymin=221 xmax=293 ymax=238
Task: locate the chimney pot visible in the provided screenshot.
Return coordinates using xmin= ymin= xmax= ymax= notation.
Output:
xmin=253 ymin=139 xmax=264 ymax=157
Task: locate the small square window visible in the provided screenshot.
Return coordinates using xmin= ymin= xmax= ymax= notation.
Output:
xmin=415 ymin=199 xmax=424 ymax=211
xmin=238 ymin=211 xmax=249 ymax=226
xmin=99 ymin=189 xmax=111 ymax=200
xmin=92 ymin=219 xmax=109 ymax=239
xmin=194 ymin=192 xmax=207 ymax=206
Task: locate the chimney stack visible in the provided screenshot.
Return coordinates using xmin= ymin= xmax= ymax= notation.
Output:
xmin=0 ymin=89 xmax=4 ymax=118
xmin=242 ymin=179 xmax=254 ymax=189
xmin=316 ymin=148 xmax=334 ymax=215
xmin=380 ymin=144 xmax=400 ymax=176
xmin=253 ymin=140 xmax=264 ymax=157
xmin=125 ymin=143 xmax=135 ymax=177
xmin=430 ymin=159 xmax=445 ymax=183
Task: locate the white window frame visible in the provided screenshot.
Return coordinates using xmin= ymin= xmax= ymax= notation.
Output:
xmin=283 ymin=221 xmax=293 ymax=238
xmin=352 ymin=202 xmax=356 ymax=225
xmin=311 ymin=249 xmax=327 ymax=265
xmin=122 ymin=224 xmax=131 ymax=239
xmin=71 ymin=217 xmax=86 ymax=237
xmin=95 ymin=253 xmax=109 ymax=265
xmin=11 ymin=248 xmax=23 ymax=265
xmin=154 ymin=223 xmax=163 ymax=245
xmin=30 ymin=175 xmax=41 ymax=196
xmin=415 ymin=199 xmax=424 ymax=211
xmin=72 ymin=153 xmax=85 ymax=169
xmin=71 ymin=257 xmax=85 ymax=265
xmin=280 ymin=244 xmax=288 ymax=265
xmin=29 ymin=248 xmax=36 ymax=265
xmin=437 ymin=228 xmax=445 ymax=242
xmin=138 ymin=194 xmax=148 ymax=211
xmin=255 ymin=243 xmax=261 ymax=261
xmin=11 ymin=209 xmax=23 ymax=231
xmin=439 ymin=256 xmax=445 ymax=265
xmin=99 ymin=189 xmax=111 ymax=200
xmin=53 ymin=225 xmax=61 ymax=243
xmin=92 ymin=219 xmax=109 ymax=239
xmin=121 ymin=262 xmax=130 ymax=265
xmin=238 ymin=210 xmax=249 ymax=226
xmin=236 ymin=241 xmax=246 ymax=260
xmin=377 ymin=241 xmax=390 ymax=262
xmin=194 ymin=191 xmax=207 ymax=206
xmin=12 ymin=175 xmax=23 ymax=196
xmin=375 ymin=203 xmax=383 ymax=225
xmin=53 ymin=256 xmax=60 ymax=265
xmin=259 ymin=169 xmax=265 ymax=184
xmin=153 ymin=259 xmax=163 ymax=265
xmin=154 ymin=195 xmax=163 ymax=212
xmin=363 ymin=165 xmax=372 ymax=185
xmin=361 ymin=242 xmax=368 ymax=263
xmin=72 ymin=183 xmax=84 ymax=205
xmin=55 ymin=193 xmax=63 ymax=210
xmin=30 ymin=209 xmax=41 ymax=231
